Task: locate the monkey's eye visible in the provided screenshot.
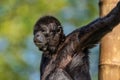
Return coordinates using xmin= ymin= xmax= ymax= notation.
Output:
xmin=41 ymin=29 xmax=46 ymax=32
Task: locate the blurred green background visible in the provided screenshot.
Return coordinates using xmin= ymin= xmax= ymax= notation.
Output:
xmin=0 ymin=0 xmax=99 ymax=80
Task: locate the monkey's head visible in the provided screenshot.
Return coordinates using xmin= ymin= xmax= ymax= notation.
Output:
xmin=33 ymin=16 xmax=65 ymax=54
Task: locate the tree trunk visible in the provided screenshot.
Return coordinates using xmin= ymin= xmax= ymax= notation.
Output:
xmin=99 ymin=0 xmax=120 ymax=80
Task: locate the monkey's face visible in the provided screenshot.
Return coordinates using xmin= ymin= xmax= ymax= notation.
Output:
xmin=34 ymin=23 xmax=63 ymax=53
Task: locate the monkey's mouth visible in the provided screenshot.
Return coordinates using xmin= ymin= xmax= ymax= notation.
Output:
xmin=35 ymin=42 xmax=48 ymax=51
xmin=39 ymin=46 xmax=48 ymax=51
xmin=35 ymin=41 xmax=57 ymax=53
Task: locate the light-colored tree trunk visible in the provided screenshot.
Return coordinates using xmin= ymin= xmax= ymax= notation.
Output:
xmin=99 ymin=0 xmax=120 ymax=80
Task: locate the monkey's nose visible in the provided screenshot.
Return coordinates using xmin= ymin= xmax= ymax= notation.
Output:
xmin=34 ymin=32 xmax=46 ymax=44
xmin=34 ymin=37 xmax=42 ymax=43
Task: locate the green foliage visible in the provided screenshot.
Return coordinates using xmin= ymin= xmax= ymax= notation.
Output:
xmin=0 ymin=0 xmax=98 ymax=80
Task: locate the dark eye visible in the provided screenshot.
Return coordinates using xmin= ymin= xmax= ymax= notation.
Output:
xmin=41 ymin=29 xmax=45 ymax=32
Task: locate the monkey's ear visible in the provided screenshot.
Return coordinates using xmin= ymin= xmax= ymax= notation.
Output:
xmin=57 ymin=26 xmax=62 ymax=33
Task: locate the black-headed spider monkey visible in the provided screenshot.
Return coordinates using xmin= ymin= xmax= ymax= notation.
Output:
xmin=33 ymin=2 xmax=120 ymax=80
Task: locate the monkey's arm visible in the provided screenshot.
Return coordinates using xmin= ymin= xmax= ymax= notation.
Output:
xmin=46 ymin=68 xmax=73 ymax=80
xmin=40 ymin=54 xmax=51 ymax=78
xmin=77 ymin=2 xmax=120 ymax=48
xmin=40 ymin=54 xmax=73 ymax=80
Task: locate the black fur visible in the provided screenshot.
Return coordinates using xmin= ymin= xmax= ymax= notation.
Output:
xmin=33 ymin=2 xmax=120 ymax=80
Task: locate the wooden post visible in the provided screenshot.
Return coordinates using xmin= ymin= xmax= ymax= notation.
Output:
xmin=99 ymin=0 xmax=120 ymax=80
